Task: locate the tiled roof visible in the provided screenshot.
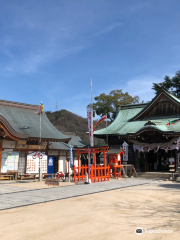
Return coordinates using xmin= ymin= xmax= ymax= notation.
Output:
xmin=0 ymin=102 xmax=70 ymax=142
xmin=94 ymin=103 xmax=146 ymax=136
xmin=49 ymin=133 xmax=85 ymax=150
xmin=94 ymin=88 xmax=180 ymax=136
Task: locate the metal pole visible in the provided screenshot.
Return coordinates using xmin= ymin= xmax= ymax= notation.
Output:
xmin=68 ymin=159 xmax=70 ymax=182
xmin=90 ymin=79 xmax=94 ymax=147
xmin=38 ymin=108 xmax=42 ymax=182
xmin=88 ymin=146 xmax=90 ymax=183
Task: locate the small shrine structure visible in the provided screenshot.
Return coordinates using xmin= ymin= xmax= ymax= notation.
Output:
xmin=107 ymin=148 xmax=124 ymax=178
xmin=73 ymin=146 xmax=110 ymax=183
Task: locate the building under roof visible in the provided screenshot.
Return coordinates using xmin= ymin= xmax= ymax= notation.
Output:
xmin=0 ymin=100 xmax=83 ymax=176
xmin=0 ymin=99 xmax=71 ymax=142
xmin=94 ymin=88 xmax=180 ymax=172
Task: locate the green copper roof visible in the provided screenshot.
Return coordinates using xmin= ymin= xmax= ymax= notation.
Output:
xmin=0 ymin=103 xmax=70 ymax=141
xmin=94 ymin=104 xmax=146 ymax=135
xmin=117 ymin=118 xmax=180 ymax=135
xmin=94 ymin=88 xmax=180 ymax=137
xmin=164 ymin=89 xmax=180 ymax=103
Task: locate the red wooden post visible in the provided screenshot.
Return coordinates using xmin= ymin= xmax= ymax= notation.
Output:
xmin=94 ymin=153 xmax=96 ymax=182
xmin=108 ymin=165 xmax=110 ymax=181
xmin=82 ymin=165 xmax=84 ymax=181
xmin=104 ymin=148 xmax=106 ymax=181
xmin=74 ymin=166 xmax=76 ymax=182
xmin=104 ymin=166 xmax=105 ymax=181
xmin=78 ymin=150 xmax=80 ymax=182
xmin=89 ymin=165 xmax=91 ymax=182
xmin=98 ymin=165 xmax=100 ymax=182
xmin=91 ymin=165 xmax=94 ymax=183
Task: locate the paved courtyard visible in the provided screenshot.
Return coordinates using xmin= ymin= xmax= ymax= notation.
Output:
xmin=0 ymin=178 xmax=158 ymax=210
xmin=0 ymin=179 xmax=180 ymax=240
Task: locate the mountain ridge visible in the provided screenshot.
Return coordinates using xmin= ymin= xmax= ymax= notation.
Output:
xmin=46 ymin=109 xmax=108 ymax=145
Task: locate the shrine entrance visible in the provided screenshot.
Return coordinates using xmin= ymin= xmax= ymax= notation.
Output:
xmin=73 ymin=146 xmax=110 ymax=183
xmin=147 ymin=149 xmax=176 ymax=172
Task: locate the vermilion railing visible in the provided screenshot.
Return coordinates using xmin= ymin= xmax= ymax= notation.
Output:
xmin=73 ymin=165 xmax=88 ymax=182
xmin=90 ymin=165 xmax=110 ymax=182
xmin=73 ymin=164 xmax=110 ymax=183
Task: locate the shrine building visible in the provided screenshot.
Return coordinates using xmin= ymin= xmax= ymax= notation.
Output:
xmin=94 ymin=88 xmax=180 ymax=172
xmin=0 ymin=99 xmax=84 ymax=177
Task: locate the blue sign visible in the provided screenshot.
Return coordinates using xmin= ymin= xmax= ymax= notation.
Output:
xmin=70 ymin=146 xmax=73 ymax=168
xmin=48 ymin=156 xmax=54 ymax=174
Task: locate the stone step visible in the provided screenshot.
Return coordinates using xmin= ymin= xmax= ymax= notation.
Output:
xmin=137 ymin=172 xmax=179 ymax=179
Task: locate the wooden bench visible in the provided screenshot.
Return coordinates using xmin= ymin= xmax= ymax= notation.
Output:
xmin=42 ymin=173 xmax=55 ymax=179
xmin=7 ymin=170 xmax=20 ymax=180
xmin=19 ymin=174 xmax=37 ymax=180
xmin=0 ymin=174 xmax=14 ymax=180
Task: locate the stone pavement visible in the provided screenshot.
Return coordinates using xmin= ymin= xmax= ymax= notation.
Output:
xmin=0 ymin=178 xmax=160 ymax=210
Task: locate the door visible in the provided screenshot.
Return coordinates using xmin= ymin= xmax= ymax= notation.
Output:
xmin=19 ymin=153 xmax=26 ymax=174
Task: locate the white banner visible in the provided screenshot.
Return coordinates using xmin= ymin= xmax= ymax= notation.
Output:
xmin=87 ymin=106 xmax=93 ymax=146
xmin=177 ymin=138 xmax=180 ymax=150
xmin=133 ymin=144 xmax=177 ymax=152
xmin=122 ymin=141 xmax=128 ymax=161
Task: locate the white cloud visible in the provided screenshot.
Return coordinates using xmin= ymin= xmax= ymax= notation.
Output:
xmin=0 ymin=2 xmax=126 ymax=75
xmin=123 ymin=73 xmax=175 ymax=102
xmin=93 ymin=22 xmax=123 ymax=36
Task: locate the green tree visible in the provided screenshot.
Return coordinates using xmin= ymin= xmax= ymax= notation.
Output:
xmin=94 ymin=89 xmax=140 ymax=122
xmin=152 ymin=70 xmax=180 ymax=98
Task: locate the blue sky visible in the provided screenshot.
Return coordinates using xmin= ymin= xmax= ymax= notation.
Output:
xmin=0 ymin=0 xmax=180 ymax=117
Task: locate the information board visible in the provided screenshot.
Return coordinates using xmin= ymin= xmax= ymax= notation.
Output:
xmin=1 ymin=151 xmax=19 ymax=173
xmin=27 ymin=151 xmax=47 ymax=173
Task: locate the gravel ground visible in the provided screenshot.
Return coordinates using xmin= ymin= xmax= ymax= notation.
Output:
xmin=0 ymin=179 xmax=180 ymax=240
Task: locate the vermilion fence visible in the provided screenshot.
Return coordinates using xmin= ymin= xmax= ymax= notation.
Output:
xmin=73 ymin=165 xmax=88 ymax=182
xmin=73 ymin=164 xmax=110 ymax=183
xmin=90 ymin=165 xmax=110 ymax=182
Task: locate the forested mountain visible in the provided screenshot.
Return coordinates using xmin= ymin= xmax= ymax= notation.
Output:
xmin=46 ymin=110 xmax=108 ymax=145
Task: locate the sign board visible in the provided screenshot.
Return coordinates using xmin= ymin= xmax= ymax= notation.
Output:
xmin=122 ymin=141 xmax=128 ymax=162
xmin=48 ymin=156 xmax=54 ymax=174
xmin=1 ymin=151 xmax=19 ymax=173
xmin=45 ymin=178 xmax=60 ymax=186
xmin=27 ymin=151 xmax=47 ymax=173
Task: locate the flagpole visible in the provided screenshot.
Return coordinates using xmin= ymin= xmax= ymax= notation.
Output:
xmin=90 ymin=79 xmax=93 ymax=183
xmin=39 ymin=102 xmax=42 ymax=182
xmin=90 ymin=79 xmax=94 ymax=147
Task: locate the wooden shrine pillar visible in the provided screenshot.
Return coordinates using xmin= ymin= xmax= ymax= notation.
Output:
xmin=145 ymin=152 xmax=148 ymax=172
xmin=175 ymin=149 xmax=178 ymax=172
xmin=78 ymin=150 xmax=80 ymax=168
xmin=104 ymin=150 xmax=106 ymax=167
xmin=135 ymin=149 xmax=139 ymax=172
